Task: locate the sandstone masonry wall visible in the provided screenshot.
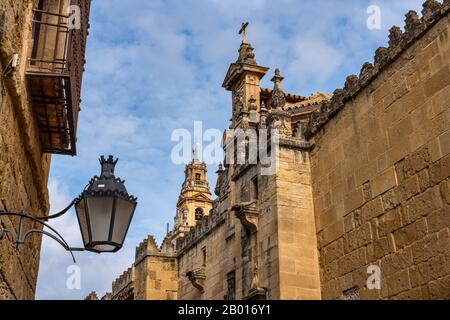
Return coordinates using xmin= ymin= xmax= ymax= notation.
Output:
xmin=0 ymin=0 xmax=51 ymax=300
xmin=276 ymin=147 xmax=321 ymax=299
xmin=309 ymin=6 xmax=450 ymax=299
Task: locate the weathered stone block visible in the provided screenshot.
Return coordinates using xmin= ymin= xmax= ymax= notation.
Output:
xmin=403 ymin=147 xmax=432 ymax=177
xmin=424 ymin=65 xmax=450 ymax=98
xmin=394 ymin=218 xmax=428 ymax=250
xmin=429 ymin=154 xmax=450 ymax=185
xmin=344 ymin=188 xmax=365 ymax=214
xmin=317 ymin=221 xmax=345 ymax=248
xmin=427 ymin=206 xmax=450 ymax=233
xmin=378 ymin=208 xmax=403 ymax=237
xmin=438 ymin=130 xmax=450 ymax=157
xmin=415 ymin=255 xmax=448 ymax=285
xmin=395 ymin=174 xmax=421 ymax=202
xmin=411 ymin=233 xmax=439 ymax=264
xmin=344 ymin=223 xmax=373 ymax=253
xmin=417 ymin=169 xmax=431 ymax=192
xmin=337 ymin=247 xmax=366 ymax=276
xmin=428 ymin=275 xmax=450 ymax=300
xmin=343 ymin=213 xmax=355 ymax=233
xmin=361 ymin=197 xmax=385 ymax=221
xmin=392 ymin=286 xmax=424 ymax=300
xmin=321 ymin=238 xmax=344 ymax=265
xmin=437 ymin=228 xmax=450 ymax=253
xmin=381 ymin=189 xmax=400 ymax=211
xmin=371 ymin=166 xmax=398 ymax=197
xmin=405 ymin=185 xmax=443 ymax=223
xmin=439 ymin=179 xmax=450 ymax=204
xmin=387 ymin=269 xmax=411 ymax=296
xmin=381 ymin=247 xmax=413 ymax=277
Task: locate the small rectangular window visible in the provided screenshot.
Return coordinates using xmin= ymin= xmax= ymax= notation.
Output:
xmin=251 ymin=176 xmax=258 ymax=200
xmin=202 ymin=247 xmax=207 ymax=267
xmin=225 ymin=271 xmax=236 ymax=300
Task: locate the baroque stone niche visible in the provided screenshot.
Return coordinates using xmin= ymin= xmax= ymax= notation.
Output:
xmin=232 ymin=201 xmax=260 ymax=232
xmin=186 ymin=268 xmax=206 ymax=293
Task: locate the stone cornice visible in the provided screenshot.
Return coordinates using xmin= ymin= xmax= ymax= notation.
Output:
xmin=304 ymin=1 xmax=450 ymax=140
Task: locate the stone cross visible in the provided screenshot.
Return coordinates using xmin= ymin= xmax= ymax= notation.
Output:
xmin=239 ymin=22 xmax=249 ymax=44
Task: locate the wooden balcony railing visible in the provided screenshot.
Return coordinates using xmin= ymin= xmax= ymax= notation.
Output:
xmin=26 ymin=0 xmax=91 ymax=155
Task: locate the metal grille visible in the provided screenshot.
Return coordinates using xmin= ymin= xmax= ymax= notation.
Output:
xmin=26 ymin=0 xmax=91 ymax=155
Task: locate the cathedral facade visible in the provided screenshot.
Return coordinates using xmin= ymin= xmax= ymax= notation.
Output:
xmin=97 ymin=1 xmax=450 ymax=301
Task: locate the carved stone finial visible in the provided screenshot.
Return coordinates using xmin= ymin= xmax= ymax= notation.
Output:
xmin=422 ymin=0 xmax=442 ymax=22
xmin=270 ymin=68 xmax=286 ymax=109
xmin=388 ymin=26 xmax=403 ymax=47
xmin=359 ymin=62 xmax=374 ymax=83
xmin=374 ymin=47 xmax=389 ymax=67
xmin=404 ymin=10 xmax=421 ymax=36
xmin=444 ymin=0 xmax=450 ymax=10
xmin=259 ymin=101 xmax=268 ymax=129
xmin=330 ymin=88 xmax=346 ymax=109
xmin=214 ymin=163 xmax=224 ymax=197
xmin=344 ymin=75 xmax=359 ymax=94
xmin=237 ymin=43 xmax=256 ymax=65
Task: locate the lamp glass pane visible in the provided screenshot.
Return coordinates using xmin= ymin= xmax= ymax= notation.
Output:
xmin=86 ymin=196 xmax=113 ymax=242
xmin=75 ymin=199 xmax=89 ymax=245
xmin=112 ymin=198 xmax=135 ymax=245
xmin=92 ymin=244 xmax=117 ymax=252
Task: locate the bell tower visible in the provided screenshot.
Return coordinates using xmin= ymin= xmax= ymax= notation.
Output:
xmin=171 ymin=148 xmax=213 ymax=243
xmin=222 ymin=22 xmax=269 ymax=129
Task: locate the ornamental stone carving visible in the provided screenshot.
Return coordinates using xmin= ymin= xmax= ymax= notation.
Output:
xmin=232 ymin=201 xmax=260 ymax=232
xmin=186 ymin=268 xmax=206 ymax=293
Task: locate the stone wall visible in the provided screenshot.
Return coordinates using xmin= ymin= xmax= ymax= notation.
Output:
xmin=176 ymin=197 xmax=238 ymax=300
xmin=276 ymin=146 xmax=321 ymax=299
xmin=0 ymin=0 xmax=51 ymax=300
xmin=134 ymin=236 xmax=178 ymax=300
xmin=308 ymin=4 xmax=450 ymax=299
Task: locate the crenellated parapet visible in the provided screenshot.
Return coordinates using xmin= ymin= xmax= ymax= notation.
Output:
xmin=175 ymin=209 xmax=226 ymax=253
xmin=84 ymin=291 xmax=99 ymax=300
xmin=112 ymin=267 xmax=135 ymax=299
xmin=135 ymin=234 xmax=176 ymax=264
xmin=304 ymin=0 xmax=450 ymax=139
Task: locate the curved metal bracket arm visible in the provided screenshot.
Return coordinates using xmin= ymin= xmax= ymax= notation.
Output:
xmin=38 ymin=199 xmax=77 ymax=221
xmin=0 ymin=202 xmax=83 ymax=263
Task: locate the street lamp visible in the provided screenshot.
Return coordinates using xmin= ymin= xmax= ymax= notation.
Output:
xmin=0 ymin=155 xmax=137 ymax=262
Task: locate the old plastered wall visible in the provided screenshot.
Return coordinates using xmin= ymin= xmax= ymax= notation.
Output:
xmin=0 ymin=0 xmax=51 ymax=300
xmin=308 ymin=7 xmax=450 ymax=300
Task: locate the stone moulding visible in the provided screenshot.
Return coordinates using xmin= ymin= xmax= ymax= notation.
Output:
xmin=232 ymin=201 xmax=260 ymax=232
xmin=186 ymin=268 xmax=206 ymax=293
xmin=244 ymin=287 xmax=268 ymax=300
xmin=304 ymin=1 xmax=450 ymax=140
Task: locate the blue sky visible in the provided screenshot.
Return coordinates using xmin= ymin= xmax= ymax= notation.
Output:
xmin=35 ymin=0 xmax=425 ymax=300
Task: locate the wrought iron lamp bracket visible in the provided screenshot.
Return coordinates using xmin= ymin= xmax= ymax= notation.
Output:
xmin=0 ymin=200 xmax=85 ymax=263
